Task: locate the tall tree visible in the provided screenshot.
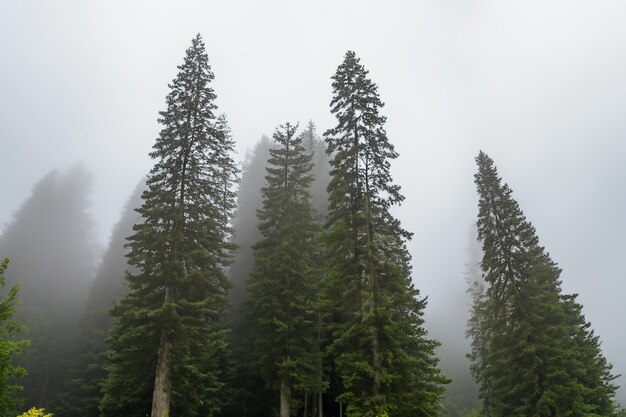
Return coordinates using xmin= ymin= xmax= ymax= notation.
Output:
xmin=247 ymin=122 xmax=323 ymax=417
xmin=226 ymin=135 xmax=273 ymax=320
xmin=0 ymin=166 xmax=99 ymax=408
xmin=301 ymin=120 xmax=331 ymax=220
xmin=219 ymin=136 xmax=275 ymax=417
xmin=468 ymin=151 xmax=619 ymax=417
xmin=100 ymin=34 xmax=238 ymax=417
xmin=322 ymin=50 xmax=447 ymax=417
xmin=0 ymin=258 xmax=28 ymax=416
xmin=220 ymin=128 xmax=331 ymax=417
xmin=54 ymin=181 xmax=143 ymax=417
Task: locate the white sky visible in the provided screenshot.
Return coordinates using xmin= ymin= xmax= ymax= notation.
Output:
xmin=2 ymin=0 xmax=625 ymax=401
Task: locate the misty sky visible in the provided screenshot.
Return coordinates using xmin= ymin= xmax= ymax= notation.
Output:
xmin=2 ymin=0 xmax=625 ymax=400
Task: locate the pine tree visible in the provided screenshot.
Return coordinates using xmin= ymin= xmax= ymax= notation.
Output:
xmin=247 ymin=122 xmax=323 ymax=417
xmin=100 ymin=34 xmax=238 ymax=417
xmin=469 ymin=151 xmax=618 ymax=417
xmin=322 ymin=50 xmax=447 ymax=417
xmin=0 ymin=258 xmax=28 ymax=416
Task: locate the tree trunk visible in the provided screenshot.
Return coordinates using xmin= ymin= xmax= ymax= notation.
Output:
xmin=280 ymin=378 xmax=291 ymax=417
xmin=151 ymin=286 xmax=175 ymax=417
xmin=304 ymin=392 xmax=308 ymax=417
xmin=318 ymin=391 xmax=323 ymax=417
xmin=38 ymin=360 xmax=49 ymax=406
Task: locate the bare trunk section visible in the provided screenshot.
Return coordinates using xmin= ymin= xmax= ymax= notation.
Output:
xmin=304 ymin=392 xmax=308 ymax=417
xmin=280 ymin=378 xmax=292 ymax=417
xmin=38 ymin=360 xmax=49 ymax=406
xmin=151 ymin=285 xmax=175 ymax=417
xmin=318 ymin=391 xmax=323 ymax=417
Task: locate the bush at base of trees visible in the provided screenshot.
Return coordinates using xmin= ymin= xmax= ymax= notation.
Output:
xmin=17 ymin=407 xmax=53 ymax=417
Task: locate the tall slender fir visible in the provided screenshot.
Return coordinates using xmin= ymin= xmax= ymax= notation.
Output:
xmin=247 ymin=123 xmax=323 ymax=417
xmin=322 ymin=50 xmax=447 ymax=417
xmin=469 ymin=151 xmax=619 ymax=417
xmin=100 ymin=34 xmax=238 ymax=417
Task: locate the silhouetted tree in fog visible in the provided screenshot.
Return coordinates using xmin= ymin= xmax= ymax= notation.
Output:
xmin=226 ymin=136 xmax=272 ymax=320
xmin=247 ymin=122 xmax=323 ymax=417
xmin=437 ymin=229 xmax=482 ymax=417
xmin=55 ymin=180 xmax=143 ymax=417
xmin=221 ymin=128 xmax=330 ymax=417
xmin=301 ymin=120 xmax=331 ymax=220
xmin=0 ymin=166 xmax=99 ymax=409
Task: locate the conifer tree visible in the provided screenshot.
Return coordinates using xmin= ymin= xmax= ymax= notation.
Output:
xmin=100 ymin=34 xmax=238 ymax=417
xmin=247 ymin=122 xmax=323 ymax=417
xmin=219 ymin=136 xmax=274 ymax=417
xmin=226 ymin=135 xmax=273 ymax=321
xmin=0 ymin=258 xmax=28 ymax=416
xmin=0 ymin=166 xmax=99 ymax=409
xmin=54 ymin=181 xmax=143 ymax=417
xmin=301 ymin=120 xmax=331 ymax=220
xmin=469 ymin=151 xmax=618 ymax=417
xmin=322 ymin=50 xmax=447 ymax=417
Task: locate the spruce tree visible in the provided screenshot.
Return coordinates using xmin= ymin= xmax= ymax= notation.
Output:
xmin=100 ymin=34 xmax=238 ymax=417
xmin=322 ymin=50 xmax=447 ymax=417
xmin=469 ymin=151 xmax=619 ymax=417
xmin=247 ymin=122 xmax=323 ymax=417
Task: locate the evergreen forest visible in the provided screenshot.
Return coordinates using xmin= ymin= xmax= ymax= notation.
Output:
xmin=0 ymin=34 xmax=622 ymax=417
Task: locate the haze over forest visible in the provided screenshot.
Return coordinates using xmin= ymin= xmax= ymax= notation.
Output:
xmin=1 ymin=1 xmax=625 ymax=416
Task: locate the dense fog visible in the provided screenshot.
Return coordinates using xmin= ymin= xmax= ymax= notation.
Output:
xmin=1 ymin=1 xmax=625 ymax=416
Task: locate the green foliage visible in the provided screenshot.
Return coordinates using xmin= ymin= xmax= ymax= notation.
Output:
xmin=246 ymin=122 xmax=323 ymax=409
xmin=219 ymin=136 xmax=276 ymax=417
xmin=220 ymin=128 xmax=331 ymax=417
xmin=0 ymin=258 xmax=28 ymax=416
xmin=100 ymin=34 xmax=238 ymax=417
xmin=468 ymin=151 xmax=619 ymax=417
xmin=322 ymin=50 xmax=448 ymax=417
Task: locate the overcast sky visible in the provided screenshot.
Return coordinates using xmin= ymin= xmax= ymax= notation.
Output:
xmin=2 ymin=0 xmax=625 ymax=400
